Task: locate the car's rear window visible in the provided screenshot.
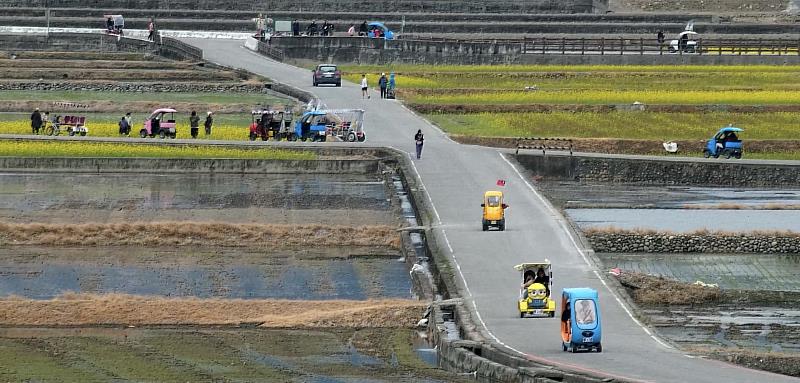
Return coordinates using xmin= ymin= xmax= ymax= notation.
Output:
xmin=319 ymin=66 xmax=337 ymax=73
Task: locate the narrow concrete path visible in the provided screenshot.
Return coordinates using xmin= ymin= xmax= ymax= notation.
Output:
xmin=183 ymin=38 xmax=799 ymax=383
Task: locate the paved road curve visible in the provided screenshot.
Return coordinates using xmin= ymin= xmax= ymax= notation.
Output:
xmin=184 ymin=38 xmax=799 ymax=383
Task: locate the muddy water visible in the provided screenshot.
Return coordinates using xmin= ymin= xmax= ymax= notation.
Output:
xmin=0 ymin=172 xmax=395 ymax=225
xmin=599 ymin=253 xmax=800 ymax=291
xmin=568 ymin=208 xmax=800 ymax=232
xmin=646 ymin=305 xmax=800 ymax=353
xmin=0 ymin=246 xmax=411 ymax=300
xmin=539 ymin=182 xmax=800 ymax=209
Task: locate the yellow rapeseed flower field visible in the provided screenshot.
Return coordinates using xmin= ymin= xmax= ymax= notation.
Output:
xmin=0 ymin=140 xmax=315 ymax=160
xmin=0 ymin=121 xmax=253 ymax=141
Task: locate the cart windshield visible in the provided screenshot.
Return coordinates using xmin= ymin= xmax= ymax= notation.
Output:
xmin=575 ymin=299 xmax=596 ymax=325
xmin=487 ymin=196 xmax=501 ymax=207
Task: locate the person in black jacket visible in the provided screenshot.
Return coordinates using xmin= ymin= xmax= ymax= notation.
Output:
xmin=359 ymin=21 xmax=368 ymax=36
xmin=292 ymin=19 xmax=300 ymax=36
xmin=30 ymin=108 xmax=42 ymax=134
xmin=414 ymin=129 xmax=424 ymax=159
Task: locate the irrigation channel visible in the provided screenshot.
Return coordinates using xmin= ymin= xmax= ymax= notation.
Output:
xmin=0 ymin=164 xmax=466 ymax=382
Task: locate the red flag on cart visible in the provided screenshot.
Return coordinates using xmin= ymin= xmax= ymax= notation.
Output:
xmin=496 ymin=179 xmax=506 ymax=187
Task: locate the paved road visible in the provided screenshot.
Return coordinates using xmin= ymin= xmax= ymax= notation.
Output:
xmin=184 ymin=38 xmax=799 ymax=383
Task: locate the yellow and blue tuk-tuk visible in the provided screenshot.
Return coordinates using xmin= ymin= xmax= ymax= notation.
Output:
xmin=515 ymin=262 xmax=556 ymax=318
xmin=481 ymin=190 xmax=508 ymax=231
xmin=560 ymin=288 xmax=602 ymax=353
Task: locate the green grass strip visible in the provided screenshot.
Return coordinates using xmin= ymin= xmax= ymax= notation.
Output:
xmin=0 ymin=140 xmax=315 ymax=160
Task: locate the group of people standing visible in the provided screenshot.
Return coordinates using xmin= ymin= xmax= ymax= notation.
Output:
xmin=118 ymin=111 xmax=213 ymax=138
xmin=188 ymin=110 xmax=214 ymax=138
xmin=291 ymin=20 xmax=334 ymax=36
xmin=359 ymin=73 xmax=396 ymax=100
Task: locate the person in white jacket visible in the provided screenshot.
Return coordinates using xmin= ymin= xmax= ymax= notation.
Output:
xmin=360 ymin=74 xmax=370 ymax=99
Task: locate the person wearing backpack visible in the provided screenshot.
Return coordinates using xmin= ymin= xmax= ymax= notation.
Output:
xmin=118 ymin=115 xmax=130 ymax=136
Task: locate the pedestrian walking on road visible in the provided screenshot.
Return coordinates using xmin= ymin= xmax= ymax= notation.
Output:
xmin=147 ymin=18 xmax=156 ymax=42
xmin=360 ymin=74 xmax=370 ymax=99
xmin=657 ymin=30 xmax=665 ymax=45
xmin=189 ymin=110 xmax=200 ymax=138
xmin=30 ymin=107 xmax=42 ymax=135
xmin=359 ymin=20 xmax=368 ymax=36
xmin=414 ymin=129 xmax=424 ymax=159
xmin=378 ymin=73 xmax=388 ymax=99
xmin=204 ymin=111 xmax=214 ymax=136
xmin=347 ymin=24 xmax=355 ymax=36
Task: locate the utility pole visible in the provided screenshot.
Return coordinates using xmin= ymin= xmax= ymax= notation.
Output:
xmin=45 ymin=0 xmax=50 ymax=38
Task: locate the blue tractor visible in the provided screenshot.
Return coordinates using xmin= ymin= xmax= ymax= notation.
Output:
xmin=704 ymin=126 xmax=743 ymax=159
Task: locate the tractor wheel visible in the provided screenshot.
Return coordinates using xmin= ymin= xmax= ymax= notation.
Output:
xmin=262 ymin=135 xmax=268 ymax=141
xmin=68 ymin=129 xmax=75 ymax=137
xmin=45 ymin=126 xmax=54 ymax=136
xmin=300 ymin=136 xmax=307 ymax=142
xmin=519 ymin=312 xmax=525 ymax=318
xmin=702 ymin=149 xmax=711 ymax=158
xmin=357 ymin=134 xmax=366 ymax=142
xmin=159 ymin=130 xmax=166 ymax=139
xmin=735 ymin=152 xmax=742 ymax=159
xmin=319 ymin=135 xmax=327 ymax=142
xmin=347 ymin=132 xmax=357 ymax=142
xmin=80 ymin=131 xmax=86 ymax=137
xmin=249 ymin=133 xmax=256 ymax=141
xmin=139 ymin=130 xmax=147 ymax=138
xmin=170 ymin=133 xmax=176 ymax=139
xmin=724 ymin=151 xmax=733 ymax=159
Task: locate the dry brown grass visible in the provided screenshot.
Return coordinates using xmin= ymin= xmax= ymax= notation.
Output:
xmin=0 ymin=222 xmax=400 ymax=248
xmin=0 ymin=294 xmax=425 ymax=327
xmin=616 ymin=271 xmax=721 ymax=305
xmin=682 ymin=203 xmax=800 ymax=210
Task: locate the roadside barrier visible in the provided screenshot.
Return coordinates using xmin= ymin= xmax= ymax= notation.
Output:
xmin=515 ymin=137 xmax=573 ymax=155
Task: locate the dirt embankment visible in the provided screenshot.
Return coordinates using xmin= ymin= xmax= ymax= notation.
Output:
xmin=0 ymin=294 xmax=425 ymax=327
xmin=0 ymin=222 xmax=401 ymax=248
xmin=615 ymin=271 xmax=722 ymax=305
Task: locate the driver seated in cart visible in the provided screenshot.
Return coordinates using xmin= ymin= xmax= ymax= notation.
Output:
xmin=522 ymin=267 xmax=550 ymax=297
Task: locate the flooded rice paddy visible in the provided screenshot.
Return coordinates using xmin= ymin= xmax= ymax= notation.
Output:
xmin=568 ymin=208 xmax=800 ymax=232
xmin=0 ymin=172 xmax=395 ymax=225
xmin=0 ymin=328 xmax=464 ymax=383
xmin=0 ymin=246 xmax=411 ymax=300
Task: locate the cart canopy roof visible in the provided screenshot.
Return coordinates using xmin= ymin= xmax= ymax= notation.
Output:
xmin=148 ymin=108 xmax=176 ymax=118
xmin=514 ymin=261 xmax=551 ymax=271
xmin=717 ymin=126 xmax=743 ymax=134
